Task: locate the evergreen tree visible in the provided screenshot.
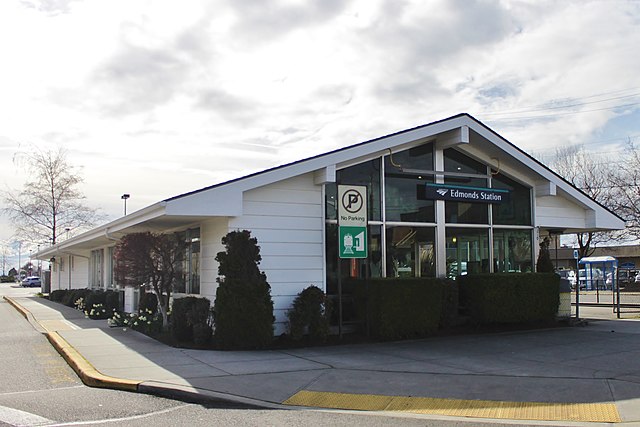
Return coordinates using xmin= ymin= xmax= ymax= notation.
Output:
xmin=536 ymin=237 xmax=555 ymax=273
xmin=213 ymin=230 xmax=274 ymax=349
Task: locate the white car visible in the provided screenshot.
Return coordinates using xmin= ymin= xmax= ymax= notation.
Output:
xmin=21 ymin=276 xmax=41 ymax=287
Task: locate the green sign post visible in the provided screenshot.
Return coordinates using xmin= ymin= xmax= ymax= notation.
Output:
xmin=339 ymin=226 xmax=367 ymax=258
xmin=337 ymin=185 xmax=368 ymax=338
xmin=337 ymin=185 xmax=368 ymax=259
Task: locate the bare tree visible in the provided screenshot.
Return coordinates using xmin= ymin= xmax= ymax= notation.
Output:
xmin=548 ymin=145 xmax=618 ymax=258
xmin=2 ymin=147 xmax=100 ymax=245
xmin=114 ymin=232 xmax=186 ymax=330
xmin=609 ymin=140 xmax=640 ymax=239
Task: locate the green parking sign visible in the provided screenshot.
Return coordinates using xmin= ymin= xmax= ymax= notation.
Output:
xmin=339 ymin=226 xmax=367 ymax=258
xmin=338 ymin=185 xmax=368 ymax=259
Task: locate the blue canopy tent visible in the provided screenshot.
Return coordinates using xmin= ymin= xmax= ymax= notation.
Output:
xmin=578 ymin=255 xmax=620 ymax=318
xmin=578 ymin=256 xmax=617 ymax=290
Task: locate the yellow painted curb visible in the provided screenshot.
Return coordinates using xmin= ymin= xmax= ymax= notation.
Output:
xmin=284 ymin=390 xmax=621 ymax=423
xmin=3 ymin=296 xmax=141 ymax=393
xmin=3 ymin=296 xmax=30 ymax=319
xmin=47 ymin=331 xmax=141 ymax=392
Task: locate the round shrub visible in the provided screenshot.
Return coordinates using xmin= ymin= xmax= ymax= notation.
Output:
xmin=287 ymin=285 xmax=331 ymax=341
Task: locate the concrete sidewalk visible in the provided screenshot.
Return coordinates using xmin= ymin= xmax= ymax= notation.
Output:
xmin=5 ymin=293 xmax=640 ymax=425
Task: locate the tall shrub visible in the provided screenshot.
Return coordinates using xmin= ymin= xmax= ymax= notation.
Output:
xmin=213 ymin=230 xmax=274 ymax=349
xmin=536 ymin=237 xmax=555 ymax=273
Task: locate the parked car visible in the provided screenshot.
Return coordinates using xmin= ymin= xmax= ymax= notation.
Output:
xmin=21 ymin=276 xmax=41 ymax=287
xmin=556 ymin=270 xmax=577 ymax=289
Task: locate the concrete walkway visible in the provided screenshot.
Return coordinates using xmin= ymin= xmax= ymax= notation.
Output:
xmin=4 ymin=292 xmax=640 ymax=425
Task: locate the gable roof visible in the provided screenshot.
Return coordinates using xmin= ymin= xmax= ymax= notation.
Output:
xmin=38 ymin=113 xmax=625 ymax=258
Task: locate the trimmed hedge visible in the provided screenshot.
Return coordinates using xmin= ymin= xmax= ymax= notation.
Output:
xmin=48 ymin=289 xmax=122 ymax=318
xmin=459 ymin=273 xmax=560 ymax=324
xmin=171 ymin=296 xmax=212 ymax=345
xmin=351 ymin=278 xmax=448 ymax=340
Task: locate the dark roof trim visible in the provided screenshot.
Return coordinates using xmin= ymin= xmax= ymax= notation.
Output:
xmin=164 ymin=113 xmax=469 ymax=202
xmin=163 ymin=112 xmax=623 ymax=224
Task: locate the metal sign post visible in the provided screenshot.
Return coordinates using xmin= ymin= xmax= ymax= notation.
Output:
xmin=337 ymin=185 xmax=368 ymax=338
xmin=574 ymin=249 xmax=580 ymax=320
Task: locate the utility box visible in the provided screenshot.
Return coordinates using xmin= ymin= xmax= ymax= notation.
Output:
xmin=557 ymin=278 xmax=571 ymax=318
xmin=123 ymin=287 xmax=140 ymax=313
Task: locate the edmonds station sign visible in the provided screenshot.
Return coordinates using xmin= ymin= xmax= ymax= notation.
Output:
xmin=425 ymin=183 xmax=510 ymax=204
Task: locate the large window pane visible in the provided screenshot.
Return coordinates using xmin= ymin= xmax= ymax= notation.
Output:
xmin=444 ymin=178 xmax=489 ymax=224
xmin=385 ymin=226 xmax=435 ymax=278
xmin=492 ymin=173 xmax=532 ymax=225
xmin=385 ymin=144 xmax=435 ymax=222
xmin=445 ymin=228 xmax=489 ymax=278
xmin=443 ymin=148 xmax=488 ymax=224
xmin=493 ymin=229 xmax=532 ymax=273
xmin=326 ymin=159 xmax=381 ymax=221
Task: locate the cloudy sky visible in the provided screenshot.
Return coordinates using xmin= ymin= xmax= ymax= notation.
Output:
xmin=1 ymin=0 xmax=639 ymax=261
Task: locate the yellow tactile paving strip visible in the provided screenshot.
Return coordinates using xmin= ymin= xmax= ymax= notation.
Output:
xmin=283 ymin=390 xmax=621 ymax=423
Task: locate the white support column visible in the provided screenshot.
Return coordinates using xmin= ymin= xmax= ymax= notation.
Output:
xmin=434 ymin=148 xmax=447 ymax=277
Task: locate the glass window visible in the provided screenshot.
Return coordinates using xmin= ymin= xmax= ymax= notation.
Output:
xmin=175 ymin=228 xmax=201 ymax=294
xmin=493 ymin=229 xmax=532 ymax=273
xmin=385 ymin=226 xmax=435 ymax=278
xmin=325 ymin=224 xmax=382 ymax=295
xmin=326 ymin=159 xmax=381 ymax=221
xmin=444 ymin=148 xmax=488 ymax=224
xmin=492 ymin=173 xmax=532 ymax=225
xmin=90 ymin=249 xmax=104 ymax=288
xmin=189 ymin=229 xmax=201 ymax=294
xmin=446 ymin=228 xmax=489 ymax=278
xmin=444 ymin=148 xmax=487 ymax=175
xmin=385 ymin=144 xmax=435 ymax=222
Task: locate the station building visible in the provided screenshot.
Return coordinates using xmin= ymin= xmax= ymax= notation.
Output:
xmin=37 ymin=114 xmax=624 ymax=334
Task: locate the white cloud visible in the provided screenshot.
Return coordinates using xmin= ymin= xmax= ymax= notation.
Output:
xmin=0 ymin=0 xmax=639 ymax=254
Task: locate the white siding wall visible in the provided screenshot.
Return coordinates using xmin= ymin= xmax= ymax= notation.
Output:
xmin=535 ymin=194 xmax=587 ymax=229
xmin=51 ymin=254 xmax=90 ymax=291
xmin=199 ymin=218 xmax=229 ymax=303
xmin=229 ymin=173 xmax=324 ymax=335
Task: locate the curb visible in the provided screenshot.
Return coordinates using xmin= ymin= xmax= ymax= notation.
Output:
xmin=3 ymin=296 xmax=46 ymax=334
xmin=138 ymin=381 xmax=285 ymax=409
xmin=46 ymin=331 xmax=140 ymax=392
xmin=4 ymin=295 xmax=277 ymax=409
xmin=4 ymin=295 xmax=140 ymax=392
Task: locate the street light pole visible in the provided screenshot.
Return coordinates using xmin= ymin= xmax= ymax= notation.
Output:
xmin=121 ymin=194 xmax=130 ymax=216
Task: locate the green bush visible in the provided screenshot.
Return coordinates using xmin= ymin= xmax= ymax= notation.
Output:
xmin=85 ymin=291 xmax=121 ymax=319
xmin=351 ymin=278 xmax=446 ymax=340
xmin=171 ymin=296 xmax=212 ymax=344
xmin=49 ymin=289 xmax=67 ymax=303
xmin=440 ymin=279 xmax=459 ymax=328
xmin=459 ymin=273 xmax=560 ymax=324
xmin=287 ymin=285 xmax=332 ymax=341
xmin=104 ymin=290 xmax=122 ymax=313
xmin=62 ymin=289 xmax=92 ymax=307
xmin=138 ymin=291 xmax=158 ymax=315
xmin=213 ymin=230 xmax=274 ymax=349
xmin=0 ymin=275 xmax=14 ymax=283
